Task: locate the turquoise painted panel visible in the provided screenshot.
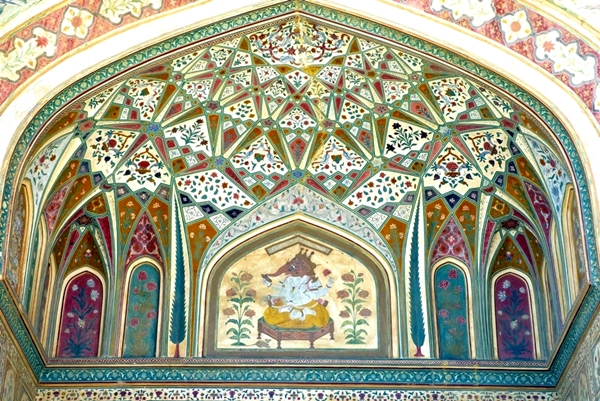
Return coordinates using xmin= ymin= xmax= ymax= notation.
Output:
xmin=434 ymin=264 xmax=470 ymax=359
xmin=123 ymin=264 xmax=160 ymax=358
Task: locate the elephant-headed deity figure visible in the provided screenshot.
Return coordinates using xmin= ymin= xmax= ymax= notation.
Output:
xmin=262 ymin=248 xmax=333 ymax=329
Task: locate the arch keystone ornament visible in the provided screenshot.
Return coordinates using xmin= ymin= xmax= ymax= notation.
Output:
xmin=0 ymin=0 xmax=598 ymax=397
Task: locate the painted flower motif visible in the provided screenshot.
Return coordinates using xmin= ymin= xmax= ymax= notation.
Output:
xmin=339 ymin=310 xmax=350 ymax=318
xmin=322 ymin=269 xmax=332 ymax=277
xmin=374 ymin=104 xmax=388 ymax=115
xmin=448 ymin=269 xmax=458 ymax=279
xmin=519 ymin=287 xmax=526 ymax=293
xmin=130 ymin=317 xmax=139 ymax=327
xmin=90 ymin=290 xmax=99 ymax=301
xmin=502 ymin=280 xmax=511 ymax=289
xmin=510 ymin=320 xmax=519 ymax=329
xmin=500 ymin=10 xmax=532 ymax=44
xmin=358 ymin=290 xmax=369 ymax=299
xmin=138 ymin=270 xmax=148 ymax=281
xmin=438 ymin=280 xmax=450 ymax=290
xmin=33 ymin=27 xmax=57 ymax=57
xmin=439 ymin=309 xmax=449 ymax=319
xmin=61 ymin=7 xmax=94 ymax=39
xmin=521 ymin=314 xmax=529 ymax=320
xmin=341 ymin=273 xmax=355 ymax=282
xmin=77 ymin=319 xmax=86 ymax=328
xmin=498 ymin=291 xmax=507 ymax=302
xmin=222 ymin=307 xmax=235 ymax=316
xmin=145 ymin=282 xmax=157 ymax=291
xmin=146 ymin=310 xmax=157 ymax=320
xmin=359 ymin=308 xmax=372 ymax=317
xmin=456 ymin=316 xmax=466 ymax=325
xmin=337 ymin=290 xmax=350 ymax=299
xmin=244 ymin=310 xmax=256 ymax=318
xmin=246 ymin=289 xmax=257 ymax=298
xmin=240 ymin=272 xmax=253 ymax=282
xmin=67 ymin=312 xmax=74 ymax=318
xmin=87 ymin=279 xmax=95 ymax=287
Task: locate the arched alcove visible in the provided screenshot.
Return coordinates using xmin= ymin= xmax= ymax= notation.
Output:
xmin=204 ymin=220 xmax=393 ymax=358
xmin=54 ymin=269 xmax=106 ymax=358
xmin=0 ymin=0 xmax=598 ymax=394
xmin=431 ymin=259 xmax=473 ymax=360
xmin=120 ymin=259 xmax=163 ymax=358
xmin=491 ymin=270 xmax=540 ymax=361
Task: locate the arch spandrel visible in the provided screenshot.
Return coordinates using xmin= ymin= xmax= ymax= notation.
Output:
xmin=0 ymin=1 xmax=597 ymax=389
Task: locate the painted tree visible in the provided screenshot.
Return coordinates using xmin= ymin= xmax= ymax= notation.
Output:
xmin=409 ymin=203 xmax=425 ymax=357
xmin=169 ymin=202 xmax=186 ymax=357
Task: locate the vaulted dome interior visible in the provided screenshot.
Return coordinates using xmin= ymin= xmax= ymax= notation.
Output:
xmin=0 ymin=1 xmax=597 ymax=395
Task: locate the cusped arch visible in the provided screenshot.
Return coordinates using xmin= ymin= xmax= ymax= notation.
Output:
xmin=202 ymin=218 xmax=396 ymax=358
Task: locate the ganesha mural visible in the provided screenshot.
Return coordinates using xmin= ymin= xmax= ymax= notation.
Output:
xmin=206 ymin=229 xmax=391 ymax=357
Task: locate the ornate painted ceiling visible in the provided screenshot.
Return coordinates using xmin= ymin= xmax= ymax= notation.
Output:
xmin=0 ymin=0 xmax=599 ymax=399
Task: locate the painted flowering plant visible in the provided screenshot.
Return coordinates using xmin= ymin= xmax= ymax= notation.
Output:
xmin=124 ymin=268 xmax=159 ymax=357
xmin=58 ymin=277 xmax=101 ymax=357
xmin=338 ymin=270 xmax=371 ymax=344
xmin=223 ymin=270 xmax=256 ymax=346
xmin=496 ymin=278 xmax=533 ymax=360
xmin=435 ymin=267 xmax=469 ymax=359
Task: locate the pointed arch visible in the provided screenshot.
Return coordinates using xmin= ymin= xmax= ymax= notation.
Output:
xmin=431 ymin=258 xmax=473 ymax=359
xmin=120 ymin=258 xmax=163 ymax=357
xmin=27 ymin=217 xmax=48 ymax=320
xmin=201 ymin=218 xmax=396 ymax=359
xmin=5 ymin=183 xmax=33 ymax=294
xmin=38 ymin=253 xmax=56 ymax=347
xmin=561 ymin=185 xmax=587 ymax=304
xmin=491 ymin=269 xmax=539 ymax=361
xmin=55 ymin=269 xmax=106 ymax=358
